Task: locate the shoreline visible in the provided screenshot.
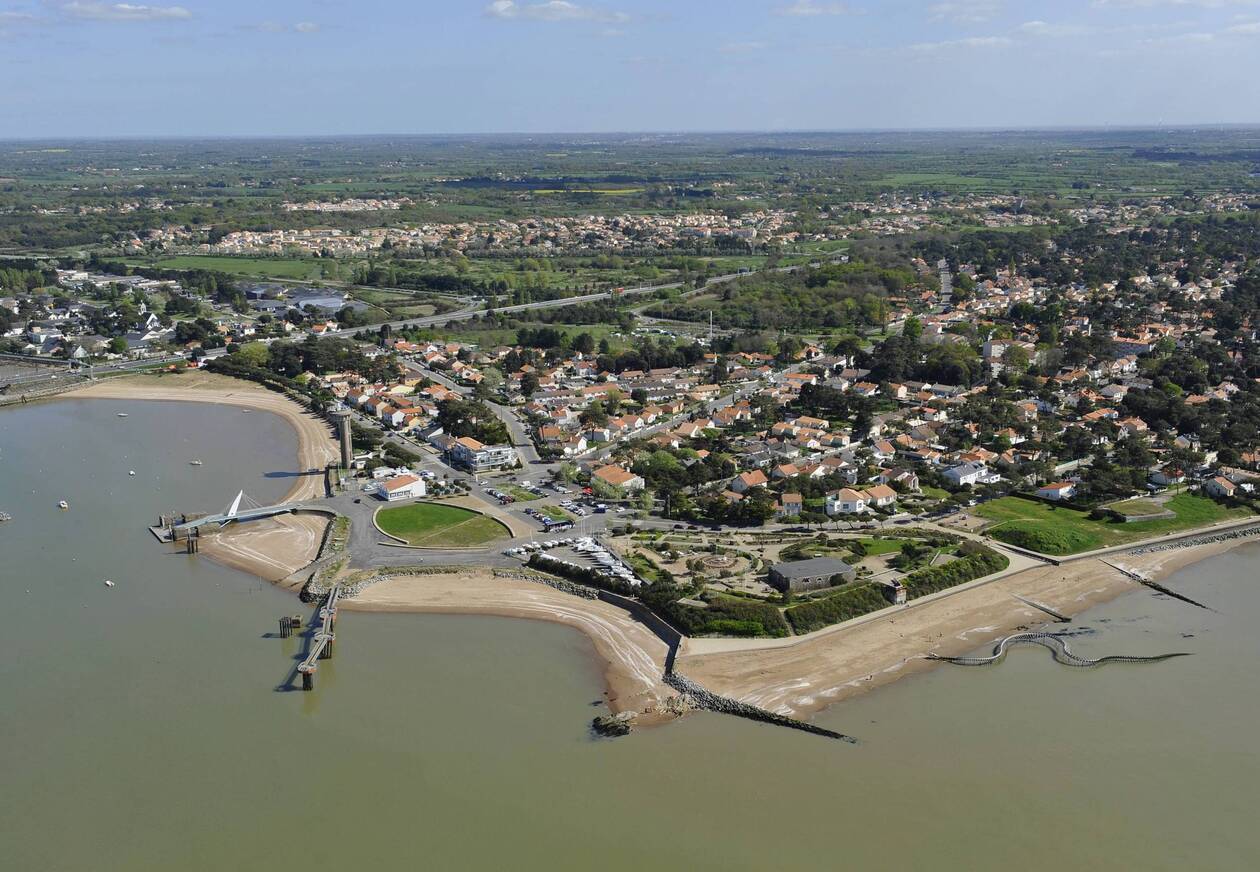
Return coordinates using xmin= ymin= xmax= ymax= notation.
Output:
xmin=677 ymin=531 xmax=1256 ymax=720
xmin=41 ymin=374 xmax=1255 ymax=727
xmin=63 ymin=372 xmax=339 ymax=579
xmin=62 ymin=372 xmax=339 ymax=504
xmin=342 ymin=570 xmax=679 ymax=722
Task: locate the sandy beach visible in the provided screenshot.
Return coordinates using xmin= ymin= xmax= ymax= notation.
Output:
xmin=199 ymin=513 xmax=331 ymax=584
xmin=344 ymin=570 xmax=678 ymax=719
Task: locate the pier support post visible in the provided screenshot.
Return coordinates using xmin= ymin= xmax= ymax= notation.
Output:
xmin=279 ymin=617 xmax=291 ymax=638
xmin=301 ymin=672 xmax=313 ymax=691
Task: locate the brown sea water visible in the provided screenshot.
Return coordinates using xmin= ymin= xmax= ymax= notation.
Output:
xmin=2 ymin=399 xmax=1258 ymax=870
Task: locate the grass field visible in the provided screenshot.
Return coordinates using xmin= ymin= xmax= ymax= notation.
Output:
xmin=375 ymin=503 xmax=509 ymax=547
xmin=975 ymin=493 xmax=1251 ymax=555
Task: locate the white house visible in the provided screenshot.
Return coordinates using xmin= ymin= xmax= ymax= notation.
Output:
xmin=943 ymin=462 xmax=1001 ymax=488
xmin=377 ymin=474 xmax=426 ymax=501
xmin=826 ymin=488 xmax=869 ymax=515
xmin=1204 ymin=476 xmax=1238 ymax=499
xmin=1036 ymin=481 xmax=1076 ymax=501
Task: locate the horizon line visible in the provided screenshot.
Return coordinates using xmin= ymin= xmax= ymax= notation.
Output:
xmin=3 ymin=123 xmax=1260 ymax=143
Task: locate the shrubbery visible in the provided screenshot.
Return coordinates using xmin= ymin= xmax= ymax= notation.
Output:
xmin=783 ymin=541 xmax=1009 ymax=632
xmin=784 ymin=583 xmax=890 ymax=633
xmin=901 ymin=541 xmax=1008 ymax=599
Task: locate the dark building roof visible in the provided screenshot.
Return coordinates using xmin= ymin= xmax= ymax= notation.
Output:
xmin=769 ymin=556 xmax=853 ymax=580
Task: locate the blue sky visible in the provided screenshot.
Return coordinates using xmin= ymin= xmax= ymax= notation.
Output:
xmin=1 ymin=0 xmax=1259 ymax=136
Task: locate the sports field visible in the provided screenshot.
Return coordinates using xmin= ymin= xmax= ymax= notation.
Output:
xmin=375 ymin=503 xmax=509 ymax=547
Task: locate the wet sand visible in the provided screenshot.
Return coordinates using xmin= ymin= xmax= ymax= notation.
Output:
xmin=344 ymin=570 xmax=677 ymax=720
xmin=199 ymin=513 xmax=330 ymax=585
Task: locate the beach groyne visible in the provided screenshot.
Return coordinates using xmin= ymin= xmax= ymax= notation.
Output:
xmin=663 ymin=672 xmax=857 ymax=743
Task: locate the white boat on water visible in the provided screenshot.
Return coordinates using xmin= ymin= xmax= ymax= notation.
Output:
xmin=116 ymin=412 xmax=128 ymax=418
xmin=104 ymin=580 xmax=115 ymax=588
xmin=0 ymin=512 xmax=12 ymax=522
xmin=128 ymin=470 xmax=136 ymax=476
xmin=58 ymin=500 xmax=69 ymax=510
xmin=189 ymin=459 xmax=203 ymax=466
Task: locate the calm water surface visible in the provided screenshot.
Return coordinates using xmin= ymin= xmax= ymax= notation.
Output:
xmin=2 ymin=399 xmax=1258 ymax=870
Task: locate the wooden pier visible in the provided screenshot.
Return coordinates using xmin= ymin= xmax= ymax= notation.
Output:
xmin=296 ymin=585 xmax=342 ymax=691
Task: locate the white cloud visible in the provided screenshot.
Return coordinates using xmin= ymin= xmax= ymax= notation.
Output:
xmin=910 ymin=34 xmax=1013 ymax=51
xmin=1017 ymin=20 xmax=1093 ymax=37
xmin=929 ymin=1 xmax=1003 ymax=23
xmin=61 ymin=2 xmax=191 ymax=21
xmin=245 ymin=20 xmax=319 ymax=34
xmin=0 ymin=11 xmax=40 ymax=23
xmin=484 ymin=1 xmax=628 ymax=23
xmin=1225 ymin=18 xmax=1260 ymax=31
xmin=720 ymin=40 xmax=767 ymax=53
xmin=774 ymin=1 xmax=852 ymax=15
xmin=1093 ymin=0 xmax=1257 ymax=7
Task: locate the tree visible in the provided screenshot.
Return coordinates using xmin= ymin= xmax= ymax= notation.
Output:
xmin=233 ymin=341 xmax=271 ymax=369
xmin=106 ymin=337 xmax=128 ymax=355
xmin=581 ymin=400 xmax=608 ymax=427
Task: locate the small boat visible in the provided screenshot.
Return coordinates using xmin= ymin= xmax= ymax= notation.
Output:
xmin=58 ymin=500 xmax=69 ymax=510
xmin=189 ymin=459 xmax=203 ymax=466
xmin=116 ymin=412 xmax=128 ymax=418
xmin=128 ymin=470 xmax=136 ymax=476
xmin=104 ymin=580 xmax=115 ymax=588
xmin=0 ymin=512 xmax=12 ymax=522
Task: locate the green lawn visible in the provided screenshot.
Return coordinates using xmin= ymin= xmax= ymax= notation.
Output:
xmin=504 ymin=485 xmax=542 ymax=502
xmin=1106 ymin=498 xmax=1168 ymax=517
xmin=376 ymin=503 xmax=509 ymax=547
xmin=537 ymin=505 xmax=572 ymax=522
xmin=975 ymin=493 xmax=1252 ymax=555
xmin=854 ymin=537 xmax=908 ymax=556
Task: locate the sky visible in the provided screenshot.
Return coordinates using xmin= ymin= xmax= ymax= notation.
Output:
xmin=1 ymin=0 xmax=1259 ymax=137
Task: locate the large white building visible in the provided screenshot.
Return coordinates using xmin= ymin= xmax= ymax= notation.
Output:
xmin=450 ymin=436 xmax=517 ymax=472
xmin=377 ymin=474 xmax=426 ymax=501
